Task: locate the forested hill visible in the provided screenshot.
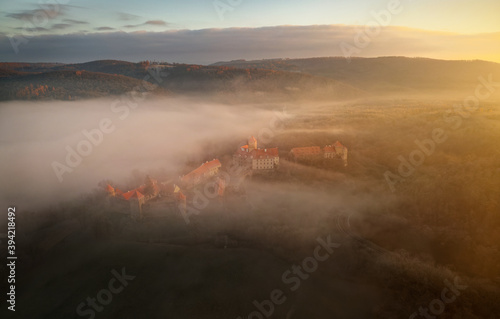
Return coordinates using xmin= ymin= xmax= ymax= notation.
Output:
xmin=212 ymin=57 xmax=500 ymax=95
xmin=0 ymin=60 xmax=365 ymax=101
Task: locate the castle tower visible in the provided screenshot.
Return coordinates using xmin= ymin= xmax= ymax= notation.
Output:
xmin=248 ymin=136 xmax=257 ymax=152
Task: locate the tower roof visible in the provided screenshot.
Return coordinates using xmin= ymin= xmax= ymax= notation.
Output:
xmin=122 ymin=189 xmax=144 ymax=200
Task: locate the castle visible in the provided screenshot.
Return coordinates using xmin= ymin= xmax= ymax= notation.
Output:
xmin=103 ymin=136 xmax=348 ymax=220
xmin=180 ymin=159 xmax=222 ymax=188
xmin=233 ymin=136 xmax=280 ymax=170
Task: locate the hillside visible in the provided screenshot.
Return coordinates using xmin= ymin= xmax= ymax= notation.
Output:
xmin=51 ymin=60 xmax=151 ymax=80
xmin=0 ymin=60 xmax=365 ymax=101
xmin=212 ymin=57 xmax=500 ymax=95
xmin=0 ymin=62 xmax=65 ymax=73
xmin=0 ymin=70 xmax=162 ymax=101
xmin=5 ymin=56 xmax=499 ymax=101
xmin=158 ymin=64 xmax=365 ymax=99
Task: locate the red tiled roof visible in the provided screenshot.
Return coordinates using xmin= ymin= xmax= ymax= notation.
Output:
xmin=291 ymin=146 xmax=321 ymax=156
xmin=106 ymin=184 xmax=114 ymax=192
xmin=236 ymin=145 xmax=250 ymax=154
xmin=181 ymin=159 xmax=221 ymax=183
xmin=234 ymin=147 xmax=279 ymax=159
xmin=235 ymin=148 xmax=251 ymax=158
xmin=323 ymin=145 xmax=335 ymax=153
xmin=253 ymin=148 xmax=279 ymax=159
xmin=334 ymin=141 xmax=345 ymax=148
xmin=122 ymin=190 xmax=144 ymax=200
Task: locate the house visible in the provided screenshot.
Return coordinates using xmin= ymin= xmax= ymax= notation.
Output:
xmin=181 ymin=159 xmax=221 ymax=188
xmin=323 ymin=145 xmax=336 ymax=159
xmin=233 ymin=136 xmax=279 ymax=170
xmin=290 ymin=146 xmax=322 ymax=160
xmin=251 ymin=148 xmax=279 ymax=170
xmin=332 ymin=141 xmax=348 ymax=166
xmin=106 ymin=184 xmax=145 ymax=220
xmin=104 ymin=176 xmax=164 ymax=220
xmin=158 ymin=181 xmax=182 ymax=200
xmin=290 ymin=141 xmax=348 ymax=166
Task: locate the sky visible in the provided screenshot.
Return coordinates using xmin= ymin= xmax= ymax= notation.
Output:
xmin=0 ymin=0 xmax=499 ymax=63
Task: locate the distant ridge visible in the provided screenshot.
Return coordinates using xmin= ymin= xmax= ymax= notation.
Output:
xmin=3 ymin=56 xmax=498 ymax=101
xmin=0 ymin=59 xmax=366 ymax=101
xmin=212 ymin=56 xmax=500 ymax=94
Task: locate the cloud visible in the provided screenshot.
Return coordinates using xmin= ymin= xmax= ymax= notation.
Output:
xmin=145 ymin=20 xmax=168 ymax=26
xmin=5 ymin=4 xmax=79 ymax=21
xmin=117 ymin=12 xmax=141 ymax=21
xmin=63 ymin=19 xmax=88 ymax=25
xmin=13 ymin=26 xmax=48 ymax=32
xmin=0 ymin=25 xmax=498 ymax=64
xmin=95 ymin=26 xmax=116 ymax=31
xmin=7 ymin=12 xmax=39 ymax=20
xmin=51 ymin=23 xmax=72 ymax=30
xmin=124 ymin=20 xmax=169 ymax=28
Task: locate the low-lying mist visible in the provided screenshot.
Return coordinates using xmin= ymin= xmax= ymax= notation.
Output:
xmin=0 ymin=96 xmax=295 ymax=210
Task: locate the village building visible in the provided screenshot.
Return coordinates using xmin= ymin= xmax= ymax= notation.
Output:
xmin=233 ymin=136 xmax=279 ymax=170
xmin=105 ymin=175 xmax=185 ymax=220
xmin=323 ymin=145 xmax=336 ymax=159
xmin=290 ymin=146 xmax=322 ymax=160
xmin=251 ymin=148 xmax=280 ymax=170
xmin=332 ymin=141 xmax=349 ymax=166
xmin=158 ymin=181 xmax=182 ymax=200
xmin=180 ymin=159 xmax=221 ymax=188
xmin=290 ymin=141 xmax=348 ymax=166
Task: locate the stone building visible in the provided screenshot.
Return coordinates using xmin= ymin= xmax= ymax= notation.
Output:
xmin=180 ymin=159 xmax=222 ymax=188
xmin=290 ymin=141 xmax=348 ymax=166
xmin=290 ymin=146 xmax=322 ymax=160
xmin=105 ymin=176 xmax=180 ymax=220
xmin=233 ymin=136 xmax=279 ymax=170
